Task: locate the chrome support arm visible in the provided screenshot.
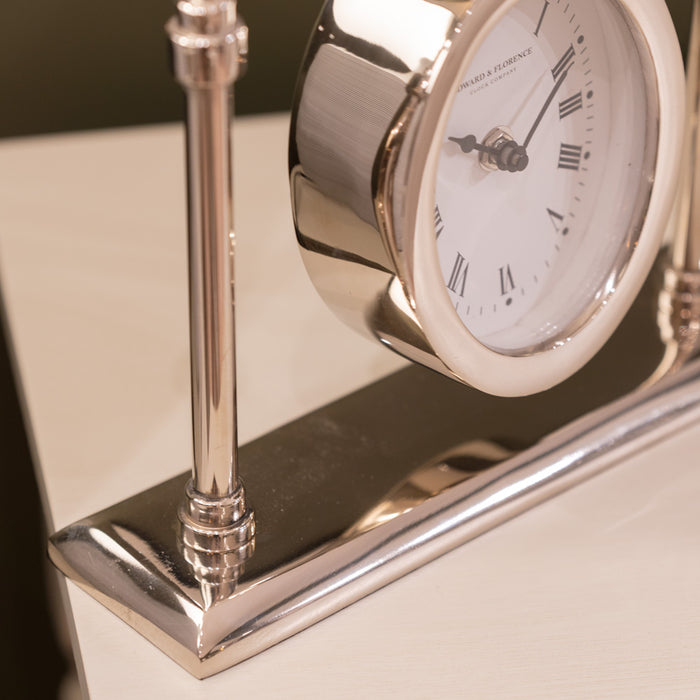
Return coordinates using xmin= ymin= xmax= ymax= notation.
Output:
xmin=672 ymin=0 xmax=700 ymax=273
xmin=167 ymin=1 xmax=253 ymax=554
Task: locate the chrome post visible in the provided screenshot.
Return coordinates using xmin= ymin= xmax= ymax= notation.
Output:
xmin=671 ymin=0 xmax=700 ymax=273
xmin=166 ymin=0 xmax=254 ymax=567
xmin=653 ymin=0 xmax=700 ymax=379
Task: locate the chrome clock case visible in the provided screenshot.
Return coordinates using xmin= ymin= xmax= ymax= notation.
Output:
xmin=290 ymin=0 xmax=685 ymax=396
xmin=46 ymin=0 xmax=694 ymax=682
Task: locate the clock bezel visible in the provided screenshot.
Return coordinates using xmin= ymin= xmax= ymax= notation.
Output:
xmin=381 ymin=0 xmax=684 ymax=396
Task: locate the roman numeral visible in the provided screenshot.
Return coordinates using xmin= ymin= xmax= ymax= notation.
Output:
xmin=546 ymin=208 xmax=564 ymax=231
xmin=447 ymin=253 xmax=469 ymax=297
xmin=434 ymin=204 xmax=444 ymax=238
xmin=552 ymin=45 xmax=575 ymax=82
xmin=559 ymin=92 xmax=583 ymax=119
xmin=499 ymin=265 xmax=516 ymax=296
xmin=558 ymin=143 xmax=583 ymax=171
xmin=547 ymin=208 xmax=570 ymax=235
xmin=534 ymin=1 xmax=550 ymax=37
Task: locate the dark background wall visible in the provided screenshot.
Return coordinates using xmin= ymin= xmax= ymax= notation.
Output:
xmin=0 ymin=1 xmax=324 ymax=139
xmin=0 ymin=1 xmax=692 ymax=697
xmin=0 ymin=1 xmax=691 ymax=139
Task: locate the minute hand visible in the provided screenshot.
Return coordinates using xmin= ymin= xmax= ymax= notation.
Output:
xmin=522 ymin=66 xmax=570 ymax=149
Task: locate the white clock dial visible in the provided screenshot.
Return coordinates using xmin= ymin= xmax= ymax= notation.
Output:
xmin=435 ymin=0 xmax=656 ymax=354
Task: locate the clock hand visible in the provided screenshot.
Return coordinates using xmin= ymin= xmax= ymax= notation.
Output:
xmin=450 ymin=65 xmax=569 ymax=170
xmin=509 ymin=70 xmax=549 ymax=123
xmin=448 ymin=134 xmax=495 ymax=155
xmin=448 ymin=134 xmax=529 ymax=173
xmin=448 ymin=70 xmax=550 ymax=167
xmin=522 ymin=66 xmax=570 ymax=149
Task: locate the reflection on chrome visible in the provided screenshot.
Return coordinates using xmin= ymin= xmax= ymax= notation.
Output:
xmin=647 ymin=0 xmax=700 ymax=385
xmin=182 ymin=544 xmax=254 ymax=610
xmin=345 ymin=439 xmax=517 ymax=536
xmin=648 ymin=266 xmax=700 ymax=385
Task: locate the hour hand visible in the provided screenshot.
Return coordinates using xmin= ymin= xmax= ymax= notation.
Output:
xmin=448 ymin=133 xmax=529 ymax=173
xmin=448 ymin=134 xmax=491 ymax=155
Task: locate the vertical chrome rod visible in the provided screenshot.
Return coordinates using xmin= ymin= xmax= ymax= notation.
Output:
xmin=168 ymin=1 xmax=245 ymax=499
xmin=187 ymin=87 xmax=237 ymax=497
xmin=672 ymin=0 xmax=700 ymax=272
xmin=686 ymin=0 xmax=700 ymax=269
xmin=650 ymin=0 xmax=700 ymax=381
xmin=168 ymin=1 xmax=254 ymax=561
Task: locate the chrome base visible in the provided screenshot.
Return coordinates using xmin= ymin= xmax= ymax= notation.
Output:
xmin=48 ymin=272 xmax=700 ymax=679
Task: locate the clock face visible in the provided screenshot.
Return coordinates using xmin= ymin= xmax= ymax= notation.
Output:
xmin=435 ymin=0 xmax=657 ymax=355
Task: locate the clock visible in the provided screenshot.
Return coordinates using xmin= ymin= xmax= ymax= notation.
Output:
xmin=289 ymin=0 xmax=684 ymax=396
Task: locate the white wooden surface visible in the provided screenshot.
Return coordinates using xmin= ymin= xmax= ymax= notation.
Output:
xmin=2 ymin=114 xmax=700 ymax=698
